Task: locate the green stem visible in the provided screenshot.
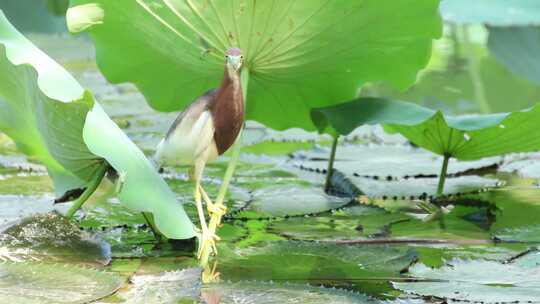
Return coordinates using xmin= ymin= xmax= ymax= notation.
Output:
xmin=199 ymin=69 xmax=249 ymax=270
xmin=437 ymin=154 xmax=450 ymax=197
xmin=66 ymin=164 xmax=107 ymax=218
xmin=324 ymin=135 xmax=339 ymax=193
xmin=142 ymin=212 xmax=164 ymax=242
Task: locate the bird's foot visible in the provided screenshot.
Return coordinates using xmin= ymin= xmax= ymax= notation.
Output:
xmin=207 ymin=202 xmax=227 ymax=218
xmin=202 ymin=262 xmax=221 ymax=283
xmin=199 ymin=185 xmax=227 ymax=218
xmin=195 ymin=227 xmax=220 ymax=259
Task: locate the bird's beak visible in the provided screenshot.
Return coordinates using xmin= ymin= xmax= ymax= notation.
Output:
xmin=227 ymin=55 xmax=242 ymax=71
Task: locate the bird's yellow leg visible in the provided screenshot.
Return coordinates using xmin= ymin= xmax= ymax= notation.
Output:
xmin=199 ymin=185 xmax=227 ymax=218
xmin=202 ymin=261 xmax=221 ymax=283
xmin=194 ymin=182 xmax=219 ymax=258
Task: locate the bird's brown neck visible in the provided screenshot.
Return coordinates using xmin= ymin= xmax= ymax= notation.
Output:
xmin=209 ymin=67 xmax=245 ymax=154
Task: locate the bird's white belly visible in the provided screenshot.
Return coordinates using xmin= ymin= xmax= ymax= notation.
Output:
xmin=154 ymin=110 xmax=218 ymax=166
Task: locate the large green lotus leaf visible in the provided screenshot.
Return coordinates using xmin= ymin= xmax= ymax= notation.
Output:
xmin=488 ymin=27 xmax=540 ymax=86
xmin=0 ymin=10 xmax=101 ymax=192
xmin=0 ymin=12 xmax=195 ymax=239
xmin=394 ymin=257 xmax=540 ymax=303
xmin=83 ymin=104 xmax=195 ymax=239
xmin=0 ymin=262 xmax=122 ymax=304
xmin=67 ymin=0 xmax=442 ymax=130
xmin=440 ymin=0 xmax=540 ymax=26
xmin=312 ymin=98 xmax=540 ymax=160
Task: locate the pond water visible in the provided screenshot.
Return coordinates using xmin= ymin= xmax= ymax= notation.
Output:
xmin=1 ymin=23 xmax=540 ymax=304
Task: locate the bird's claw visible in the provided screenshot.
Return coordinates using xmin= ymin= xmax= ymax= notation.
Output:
xmin=202 ymin=262 xmax=221 ymax=283
xmin=196 ymin=227 xmax=220 ymax=259
xmin=207 ymin=202 xmax=227 ymax=218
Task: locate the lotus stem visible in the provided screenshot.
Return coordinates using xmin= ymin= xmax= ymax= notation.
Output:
xmin=199 ymin=69 xmax=249 ymax=271
xmin=324 ymin=135 xmax=339 ymax=193
xmin=66 ymin=163 xmax=107 ymax=218
xmin=436 ymin=154 xmax=450 ymax=197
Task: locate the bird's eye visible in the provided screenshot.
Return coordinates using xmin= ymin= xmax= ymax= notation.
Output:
xmin=240 ymin=55 xmax=244 ymax=59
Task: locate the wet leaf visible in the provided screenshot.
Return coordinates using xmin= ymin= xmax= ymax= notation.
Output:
xmin=68 ymin=0 xmax=441 ymax=130
xmin=219 ymin=241 xmax=417 ymax=283
xmin=243 ymin=185 xmax=351 ymax=218
xmin=0 ymin=212 xmax=110 ymax=265
xmin=294 ymin=144 xmax=500 ymax=178
xmin=352 ymin=175 xmax=499 ymax=198
xmin=119 ymin=268 xmax=200 ymax=303
xmin=207 ymin=281 xmax=375 ymax=304
xmin=394 ymin=256 xmax=540 ymax=303
xmin=0 ymin=262 xmax=122 ymax=303
xmin=117 ymin=267 xmax=375 ymax=304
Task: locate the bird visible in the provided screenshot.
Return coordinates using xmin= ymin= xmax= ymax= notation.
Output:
xmin=153 ymin=47 xmax=245 ymax=258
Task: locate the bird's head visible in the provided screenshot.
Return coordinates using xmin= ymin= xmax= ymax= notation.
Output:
xmin=225 ymin=47 xmax=243 ymax=72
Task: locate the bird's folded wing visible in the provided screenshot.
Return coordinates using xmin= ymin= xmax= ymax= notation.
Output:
xmin=155 ymin=93 xmax=217 ymax=165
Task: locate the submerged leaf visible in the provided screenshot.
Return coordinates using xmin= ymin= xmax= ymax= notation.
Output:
xmin=394 ymin=256 xmax=540 ymax=303
xmin=219 ymin=241 xmax=417 ymax=282
xmin=268 ymin=206 xmax=409 ymax=241
xmin=68 ymin=0 xmax=441 ymax=130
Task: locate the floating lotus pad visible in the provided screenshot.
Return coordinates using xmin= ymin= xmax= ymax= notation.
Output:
xmin=243 ymin=185 xmax=351 ymax=218
xmin=0 ymin=212 xmax=110 ymax=265
xmin=219 ymin=241 xmax=417 ymax=282
xmin=394 ymin=255 xmax=540 ymax=303
xmin=293 ymin=144 xmax=501 ymax=178
xmin=117 ymin=267 xmax=376 ymax=303
xmin=0 ymin=262 xmax=122 ymax=303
